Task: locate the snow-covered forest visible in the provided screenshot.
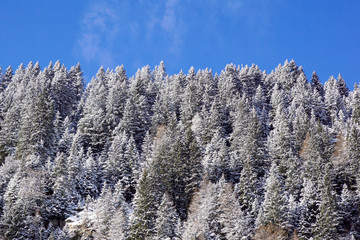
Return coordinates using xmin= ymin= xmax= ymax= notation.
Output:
xmin=0 ymin=60 xmax=359 ymax=239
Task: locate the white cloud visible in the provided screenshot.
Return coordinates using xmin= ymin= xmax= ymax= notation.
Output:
xmin=161 ymin=0 xmax=177 ymax=32
xmin=160 ymin=0 xmax=182 ymax=53
xmin=76 ymin=1 xmax=119 ymax=67
xmin=75 ymin=0 xmax=196 ymax=70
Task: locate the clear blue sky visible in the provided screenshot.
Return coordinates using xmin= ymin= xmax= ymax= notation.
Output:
xmin=1 ymin=0 xmax=360 ymax=87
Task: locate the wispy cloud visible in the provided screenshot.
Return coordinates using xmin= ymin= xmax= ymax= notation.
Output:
xmin=160 ymin=0 xmax=182 ymax=53
xmin=75 ymin=0 xmax=184 ymax=68
xmin=161 ymin=0 xmax=177 ymax=32
xmin=74 ymin=0 xmax=277 ymax=72
xmin=76 ymin=1 xmax=119 ymax=67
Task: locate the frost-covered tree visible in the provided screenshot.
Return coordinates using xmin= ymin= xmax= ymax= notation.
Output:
xmin=313 ymin=164 xmax=339 ymax=240
xmin=77 ymin=66 xmax=110 ymax=155
xmin=259 ymin=162 xmax=288 ymax=227
xmin=128 ymin=169 xmax=159 ymax=239
xmin=16 ymin=70 xmax=55 ymax=162
xmin=182 ymin=177 xmax=223 ymax=240
xmin=155 ymin=193 xmax=180 ymax=240
xmin=106 ymin=65 xmax=128 ymax=130
xmin=268 ymin=103 xmax=295 ymax=178
xmin=0 ymin=60 xmax=359 ymax=239
xmin=0 ymin=66 xmax=13 ymax=94
xmin=311 ymin=71 xmax=324 ymax=98
xmin=202 ymin=130 xmax=230 ymax=182
xmin=219 ymin=179 xmax=248 ymax=239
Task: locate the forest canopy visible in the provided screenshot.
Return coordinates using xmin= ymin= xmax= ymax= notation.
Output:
xmin=0 ymin=60 xmax=359 ymax=240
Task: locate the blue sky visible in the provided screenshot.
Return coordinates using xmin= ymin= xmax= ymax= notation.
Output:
xmin=1 ymin=0 xmax=360 ymax=87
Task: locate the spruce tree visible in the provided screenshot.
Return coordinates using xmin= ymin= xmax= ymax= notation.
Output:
xmin=260 ymin=162 xmax=288 ymax=227
xmin=313 ymin=164 xmax=339 ymax=240
xmin=155 ymin=193 xmax=181 ymax=240
xmin=128 ymin=169 xmax=158 ymax=239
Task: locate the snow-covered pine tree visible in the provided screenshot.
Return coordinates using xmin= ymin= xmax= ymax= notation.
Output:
xmin=128 ymin=166 xmax=160 ymax=239
xmin=105 ymin=65 xmax=128 ymax=131
xmin=155 ymin=193 xmax=181 ymax=240
xmin=202 ymin=130 xmax=230 ymax=182
xmin=313 ymin=164 xmax=339 ymax=240
xmin=77 ymin=66 xmax=110 ymax=155
xmin=311 ymin=71 xmax=324 ymax=98
xmin=16 ymin=69 xmax=55 ymax=163
xmin=259 ymin=162 xmax=288 ymax=229
xmin=218 ymin=178 xmax=248 ymax=239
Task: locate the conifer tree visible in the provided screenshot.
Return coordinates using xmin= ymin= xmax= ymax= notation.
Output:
xmin=311 ymin=71 xmax=324 ymax=98
xmin=324 ymin=76 xmax=345 ymax=126
xmin=301 ymin=120 xmax=332 ymax=184
xmin=0 ymin=64 xmax=26 ymax=158
xmin=68 ymin=62 xmax=84 ymax=104
xmin=92 ymin=185 xmax=115 ymax=239
xmin=337 ymin=74 xmax=349 ymax=98
xmin=128 ymin=169 xmax=158 ymax=239
xmin=259 ymin=162 xmax=288 ymax=227
xmin=16 ymin=70 xmax=55 ymax=162
xmin=219 ymin=179 xmax=248 ymax=240
xmin=105 ymin=131 xmax=139 ymax=202
xmin=182 ymin=177 xmax=222 ymax=240
xmin=313 ymin=164 xmax=339 ymax=240
xmin=268 ymin=103 xmax=294 ymax=177
xmin=0 ymin=66 xmax=13 ymax=93
xmin=78 ymin=66 xmax=110 ymax=154
xmin=236 ymin=158 xmax=259 ymax=211
xmin=106 ymin=65 xmax=128 ymax=130
xmin=115 ymin=69 xmax=152 ymax=150
xmin=155 ymin=193 xmax=181 ymax=240
xmin=202 ymin=130 xmax=230 ymax=182
xmin=339 ymin=184 xmax=358 ymax=234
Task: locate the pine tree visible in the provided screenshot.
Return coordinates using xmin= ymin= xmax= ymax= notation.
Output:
xmin=155 ymin=193 xmax=180 ymax=240
xmin=310 ymin=71 xmax=324 ymax=98
xmin=81 ymin=149 xmax=99 ymax=198
xmin=182 ymin=178 xmax=222 ymax=240
xmin=236 ymin=158 xmax=259 ymax=212
xmin=105 ymin=131 xmax=139 ymax=202
xmin=16 ymin=70 xmax=55 ymax=162
xmin=268 ymin=103 xmax=295 ymax=177
xmin=152 ymin=60 xmax=167 ymax=93
xmin=259 ymin=162 xmax=288 ymax=227
xmin=324 ymin=76 xmax=345 ymax=126
xmin=68 ymin=62 xmax=84 ymax=104
xmin=1 ymin=168 xmax=46 ymax=239
xmin=77 ymin=66 xmax=109 ymax=155
xmin=106 ymin=65 xmax=128 ymax=130
xmin=219 ymin=179 xmax=248 ymax=240
xmin=229 ymin=97 xmax=250 ymax=176
xmin=108 ymin=207 xmax=128 ymax=240
xmin=115 ymin=70 xmax=152 ymax=150
xmin=0 ymin=64 xmax=26 ymax=159
xmin=339 ymin=184 xmax=358 ymax=234
xmin=346 ymin=121 xmax=360 ymax=178
xmin=298 ymin=177 xmax=320 ymax=239
xmin=50 ymin=64 xmax=75 ymax=120
xmin=92 ymin=185 xmax=115 ymax=239
xmin=0 ymin=66 xmax=13 ymax=93
xmin=313 ymin=164 xmax=339 ymax=240
xmin=128 ymin=169 xmax=158 ymax=239
xmin=108 ymin=180 xmax=130 ymax=239
xmin=337 ymin=74 xmax=349 ymax=98
xmin=202 ymin=130 xmax=230 ymax=182
xmin=301 ymin=120 xmax=332 ymax=184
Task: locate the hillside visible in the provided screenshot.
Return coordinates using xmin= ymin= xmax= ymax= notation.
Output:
xmin=0 ymin=60 xmax=359 ymax=239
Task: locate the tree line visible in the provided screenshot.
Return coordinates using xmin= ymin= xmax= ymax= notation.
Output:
xmin=0 ymin=59 xmax=359 ymax=239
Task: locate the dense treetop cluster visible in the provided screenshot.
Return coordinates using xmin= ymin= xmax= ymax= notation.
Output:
xmin=0 ymin=60 xmax=359 ymax=239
